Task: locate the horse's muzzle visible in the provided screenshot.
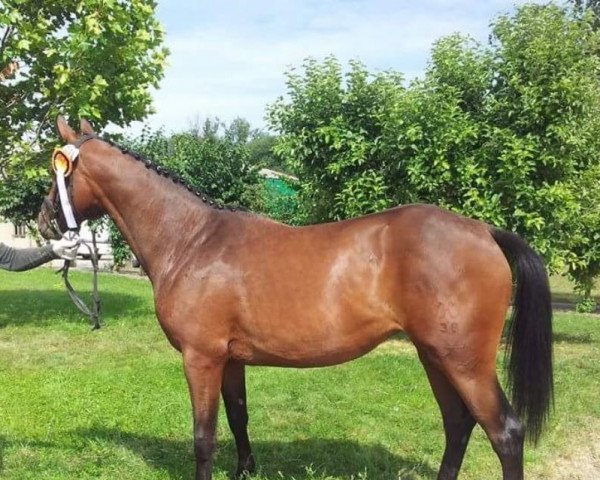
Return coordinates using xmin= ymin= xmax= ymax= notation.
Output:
xmin=37 ymin=197 xmax=63 ymax=240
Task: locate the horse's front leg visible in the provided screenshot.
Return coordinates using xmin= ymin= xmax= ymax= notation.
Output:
xmin=183 ymin=351 xmax=225 ymax=480
xmin=222 ymin=360 xmax=256 ymax=477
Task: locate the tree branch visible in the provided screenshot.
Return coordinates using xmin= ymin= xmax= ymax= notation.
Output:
xmin=4 ymin=90 xmax=26 ymax=110
xmin=29 ymin=100 xmax=56 ymax=148
xmin=0 ymin=26 xmax=13 ymax=57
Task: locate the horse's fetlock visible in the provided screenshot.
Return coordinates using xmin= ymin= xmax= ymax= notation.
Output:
xmin=236 ymin=453 xmax=256 ymax=478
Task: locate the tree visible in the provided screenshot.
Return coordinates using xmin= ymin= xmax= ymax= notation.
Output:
xmin=566 ymin=164 xmax=600 ymax=311
xmin=267 ymin=57 xmax=405 ymax=223
xmin=483 ymin=4 xmax=600 ymax=310
xmin=268 ymin=4 xmax=600 ymax=308
xmin=247 ymin=132 xmax=285 ymax=172
xmin=0 ymin=0 xmax=168 ymax=223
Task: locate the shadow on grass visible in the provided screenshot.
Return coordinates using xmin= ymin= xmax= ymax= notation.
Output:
xmin=0 ymin=289 xmax=150 ymax=328
xmin=553 ymin=331 xmax=595 ymax=344
xmin=77 ymin=427 xmax=436 ymax=479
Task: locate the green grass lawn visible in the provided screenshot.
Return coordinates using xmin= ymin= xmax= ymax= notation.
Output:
xmin=0 ymin=268 xmax=599 ymax=479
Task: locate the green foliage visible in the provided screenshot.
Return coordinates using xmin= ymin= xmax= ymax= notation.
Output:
xmin=575 ymin=295 xmax=598 ymax=313
xmin=0 ymin=0 xmax=168 ymax=222
xmin=334 ymin=170 xmax=390 ymax=219
xmin=268 ymin=57 xmax=404 ymax=222
xmin=268 ymin=4 xmax=600 ymax=305
xmin=248 ymin=132 xmax=293 ymax=174
xmin=85 ymin=217 xmax=131 ymax=269
xmin=108 ymin=220 xmax=132 ymax=269
xmin=0 ymin=171 xmax=50 ymax=225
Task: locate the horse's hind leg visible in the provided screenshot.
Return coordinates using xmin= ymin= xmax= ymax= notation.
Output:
xmin=417 ymin=349 xmax=476 ymax=480
xmin=460 ymin=376 xmax=524 ymax=480
xmin=420 ymin=346 xmax=524 ymax=480
xmin=222 ymin=360 xmax=256 ymax=477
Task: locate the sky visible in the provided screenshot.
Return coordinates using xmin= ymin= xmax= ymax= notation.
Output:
xmin=133 ymin=0 xmax=546 ymax=134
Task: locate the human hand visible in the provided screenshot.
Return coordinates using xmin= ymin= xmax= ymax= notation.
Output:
xmin=52 ymin=236 xmax=81 ymax=261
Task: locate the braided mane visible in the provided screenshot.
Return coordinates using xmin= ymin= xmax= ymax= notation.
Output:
xmin=101 ymin=136 xmax=244 ymax=213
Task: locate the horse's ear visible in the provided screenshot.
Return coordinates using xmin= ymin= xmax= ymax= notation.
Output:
xmin=80 ymin=118 xmax=96 ymax=135
xmin=56 ymin=115 xmax=77 ymax=143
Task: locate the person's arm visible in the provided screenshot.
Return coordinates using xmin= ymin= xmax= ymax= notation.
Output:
xmin=0 ymin=242 xmax=56 ymax=272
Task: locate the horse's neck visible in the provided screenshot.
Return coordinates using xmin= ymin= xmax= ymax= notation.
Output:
xmin=84 ymin=152 xmax=217 ymax=285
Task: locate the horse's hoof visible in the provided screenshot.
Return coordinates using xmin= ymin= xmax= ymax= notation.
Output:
xmin=235 ymin=454 xmax=256 ymax=478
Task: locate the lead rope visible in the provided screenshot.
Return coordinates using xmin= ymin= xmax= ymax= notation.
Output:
xmin=57 ymin=232 xmax=102 ymax=330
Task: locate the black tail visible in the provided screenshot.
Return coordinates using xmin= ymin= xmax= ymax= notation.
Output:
xmin=491 ymin=228 xmax=553 ymax=444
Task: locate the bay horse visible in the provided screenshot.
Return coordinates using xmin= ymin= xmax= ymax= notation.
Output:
xmin=37 ymin=117 xmax=553 ymax=480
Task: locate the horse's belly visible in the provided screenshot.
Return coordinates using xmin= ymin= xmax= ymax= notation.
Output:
xmin=229 ymin=243 xmax=405 ymax=366
xmin=228 ymin=317 xmax=400 ymax=368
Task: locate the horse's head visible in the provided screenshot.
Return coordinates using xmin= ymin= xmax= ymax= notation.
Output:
xmin=37 ymin=116 xmax=105 ymax=240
